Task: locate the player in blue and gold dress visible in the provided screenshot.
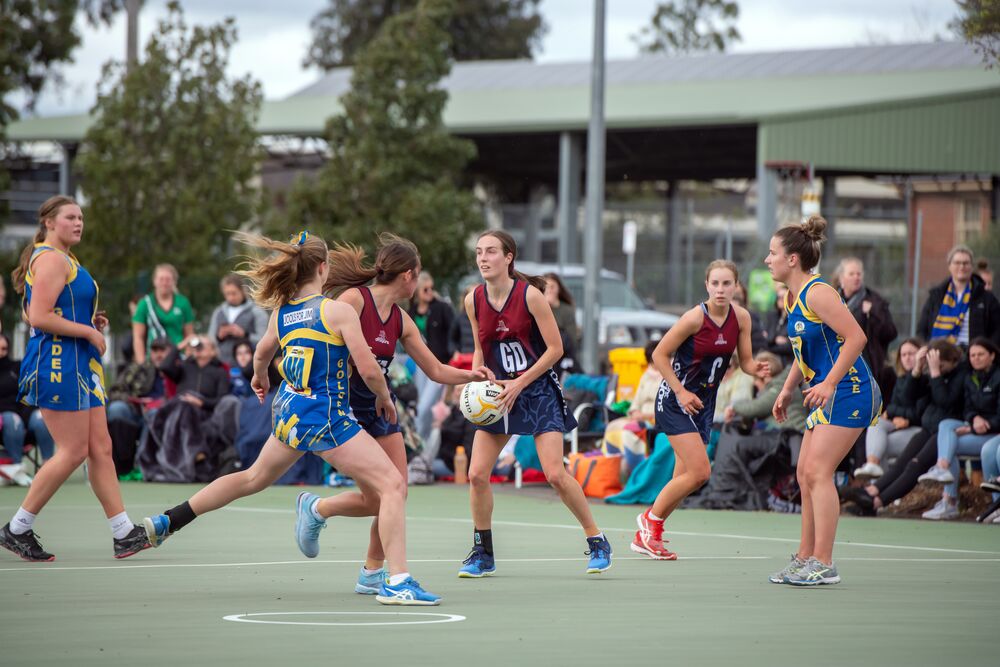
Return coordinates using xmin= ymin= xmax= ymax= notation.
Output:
xmin=767 ymin=216 xmax=882 ymax=587
xmin=0 ymin=196 xmax=150 ymax=563
xmin=143 ymin=231 xmax=441 ymax=605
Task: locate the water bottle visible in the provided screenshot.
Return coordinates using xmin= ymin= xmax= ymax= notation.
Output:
xmin=454 ymin=446 xmax=468 ymax=484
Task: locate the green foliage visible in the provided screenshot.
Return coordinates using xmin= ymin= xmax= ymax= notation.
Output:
xmin=75 ymin=2 xmax=263 ymax=294
xmin=951 ymin=0 xmax=1000 ymax=67
xmin=304 ymin=0 xmax=546 ymax=70
xmin=283 ymin=0 xmax=480 ymax=281
xmin=633 ymin=0 xmax=741 ymax=55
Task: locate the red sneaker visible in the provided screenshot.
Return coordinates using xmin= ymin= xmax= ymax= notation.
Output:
xmin=630 ymin=510 xmax=677 ymax=560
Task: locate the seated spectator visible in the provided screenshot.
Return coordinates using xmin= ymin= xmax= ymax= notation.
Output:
xmin=131 ymin=263 xmax=195 ymax=364
xmin=229 ymin=340 xmax=254 ymax=398
xmin=714 ymin=355 xmax=754 ymax=427
xmin=918 ymin=337 xmax=1000 ymax=519
xmin=980 ymin=436 xmax=1000 ymax=522
xmin=918 ymin=244 xmax=1000 ymax=348
xmin=841 ymin=339 xmax=964 ymax=516
xmin=137 ymin=335 xmax=238 ymax=482
xmin=854 ymin=337 xmax=926 ymax=479
xmin=208 ymin=274 xmax=268 ymax=367
xmin=433 ymin=384 xmax=477 ymax=479
xmin=601 ymin=341 xmax=663 ymax=479
xmin=0 ymin=334 xmax=54 ymax=486
xmin=724 ymin=353 xmax=807 ymax=433
xmin=763 ymin=284 xmax=794 ymax=367
xmin=105 ymin=336 xmax=172 ymax=476
xmin=734 ymin=282 xmax=767 ymax=354
xmin=835 ymin=257 xmax=898 ymax=396
xmin=976 ymin=259 xmax=993 ymax=292
xmin=544 ymin=273 xmax=580 ymax=372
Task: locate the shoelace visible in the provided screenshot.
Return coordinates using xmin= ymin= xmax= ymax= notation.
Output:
xmin=463 ymin=547 xmax=486 ymax=565
xmin=306 ymin=519 xmax=326 ymax=540
xmin=585 ymin=538 xmax=608 ymax=559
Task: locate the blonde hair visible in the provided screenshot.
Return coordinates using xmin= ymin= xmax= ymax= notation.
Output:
xmin=12 ymin=195 xmax=77 ymax=295
xmin=704 ymin=259 xmax=739 ymax=284
xmin=235 ymin=231 xmax=329 ymax=310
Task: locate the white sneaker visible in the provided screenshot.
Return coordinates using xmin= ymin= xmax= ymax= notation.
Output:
xmin=983 ymin=508 xmax=1000 ymax=524
xmin=921 ymin=498 xmax=959 ymax=520
xmin=917 ymin=466 xmax=954 ymax=484
xmin=853 ymin=462 xmax=884 ymax=479
xmin=0 ymin=464 xmax=31 ymax=487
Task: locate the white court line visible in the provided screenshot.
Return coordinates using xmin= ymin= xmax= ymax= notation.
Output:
xmin=223 ymin=611 xmax=466 ymax=627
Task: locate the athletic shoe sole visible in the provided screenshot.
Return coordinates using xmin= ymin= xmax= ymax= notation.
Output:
xmin=113 ymin=541 xmax=152 ymax=560
xmin=785 ymin=575 xmax=841 ymax=586
xmin=629 ymin=541 xmax=677 ymax=560
xmin=0 ymin=540 xmax=55 ymax=562
xmin=375 ymin=595 xmax=441 ymax=606
xmin=586 ymin=562 xmax=613 ymax=574
xmin=457 ymin=569 xmax=495 ymax=578
xmin=355 ymin=584 xmax=381 ymax=595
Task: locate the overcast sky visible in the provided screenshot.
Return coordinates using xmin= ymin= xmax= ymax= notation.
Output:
xmin=20 ymin=0 xmax=958 ymax=117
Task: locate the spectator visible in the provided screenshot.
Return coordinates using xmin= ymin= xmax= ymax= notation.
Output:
xmin=0 ymin=334 xmax=54 ymax=486
xmin=105 ymin=337 xmax=173 ymax=476
xmin=736 ymin=282 xmax=767 ymax=354
xmin=834 ymin=257 xmax=898 ymax=393
xmin=600 ymin=341 xmax=663 ymax=478
xmin=917 ymin=245 xmax=1000 ymax=348
xmin=976 ymin=259 xmax=993 ymax=292
xmin=980 ymin=436 xmax=1000 ymax=521
xmin=132 ymin=263 xmax=195 ymax=364
xmin=158 ymin=335 xmax=232 ymax=414
xmin=449 ymin=285 xmax=478 ymax=366
xmin=408 ymin=271 xmax=455 ymax=443
xmin=714 ymin=356 xmax=754 ymax=426
xmin=854 ymin=337 xmax=926 ymax=480
xmin=842 ymin=339 xmax=964 ymax=516
xmin=918 ymin=337 xmax=1000 ymax=519
xmin=763 ymin=283 xmax=794 ymax=367
xmin=725 ymin=353 xmax=807 ymax=432
xmin=229 ymin=340 xmax=254 ymax=398
xmin=543 ymin=273 xmax=581 ymax=370
xmin=208 ymin=274 xmax=268 ymax=367
xmin=434 ymin=384 xmax=478 ymax=478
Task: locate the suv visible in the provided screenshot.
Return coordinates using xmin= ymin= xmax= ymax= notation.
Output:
xmin=460 ymin=261 xmax=677 ymax=352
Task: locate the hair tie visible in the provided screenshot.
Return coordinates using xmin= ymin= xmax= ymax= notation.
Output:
xmin=291 ymin=231 xmax=309 ymax=246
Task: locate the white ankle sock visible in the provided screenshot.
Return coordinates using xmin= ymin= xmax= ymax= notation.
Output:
xmin=388 ymin=572 xmax=411 ymax=586
xmin=648 ymin=510 xmax=664 ymax=522
xmin=108 ymin=511 xmax=133 ymax=539
xmin=363 ymin=566 xmax=383 ymax=576
xmin=10 ymin=507 xmax=36 ymax=535
xmin=310 ymin=500 xmax=325 ymax=522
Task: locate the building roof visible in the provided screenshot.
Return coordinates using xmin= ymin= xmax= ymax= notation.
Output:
xmin=8 ymin=41 xmax=999 ymax=142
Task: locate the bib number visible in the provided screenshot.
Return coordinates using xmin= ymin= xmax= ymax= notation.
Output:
xmin=499 ymin=341 xmax=528 ymax=374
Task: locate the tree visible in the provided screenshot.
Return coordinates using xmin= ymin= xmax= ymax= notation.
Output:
xmin=283 ymin=0 xmax=479 ymax=281
xmin=75 ymin=1 xmax=262 ymax=285
xmin=303 ymin=0 xmax=546 ymax=70
xmin=632 ymin=0 xmax=741 ymax=55
xmin=952 ymin=0 xmax=1000 ymax=67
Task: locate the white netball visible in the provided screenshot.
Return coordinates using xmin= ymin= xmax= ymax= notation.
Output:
xmin=459 ymin=381 xmax=504 ymax=426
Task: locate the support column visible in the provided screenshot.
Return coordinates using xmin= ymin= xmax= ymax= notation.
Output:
xmin=991 ymin=175 xmax=1000 ymax=225
xmin=665 ymin=180 xmax=683 ymax=304
xmin=821 ymin=174 xmax=837 ymax=261
xmin=60 ymin=143 xmax=78 ymax=196
xmin=557 ymin=131 xmax=582 ymax=266
xmin=756 ymin=161 xmax=778 ymax=240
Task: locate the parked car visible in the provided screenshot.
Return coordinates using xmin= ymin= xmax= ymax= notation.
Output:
xmin=460 ymin=261 xmax=677 ymax=354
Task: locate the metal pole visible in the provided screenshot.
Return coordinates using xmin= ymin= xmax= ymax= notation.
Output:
xmin=685 ymin=199 xmax=694 ymax=305
xmin=557 ymin=132 xmax=581 ymax=267
xmin=126 ymin=0 xmax=141 ymax=69
xmin=909 ymin=210 xmax=923 ymax=336
xmin=581 ymin=0 xmax=606 ymax=374
xmin=725 ymin=217 xmax=733 ymax=261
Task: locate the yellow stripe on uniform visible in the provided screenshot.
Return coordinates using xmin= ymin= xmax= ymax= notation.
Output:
xmin=318 ymin=298 xmax=345 ymax=344
xmin=279 ymin=327 xmax=344 ymax=349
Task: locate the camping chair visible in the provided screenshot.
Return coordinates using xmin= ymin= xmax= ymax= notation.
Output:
xmin=563 ymin=373 xmax=619 ymax=455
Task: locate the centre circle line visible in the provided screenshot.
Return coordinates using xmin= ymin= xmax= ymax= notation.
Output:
xmin=222 ymin=611 xmax=466 ymax=626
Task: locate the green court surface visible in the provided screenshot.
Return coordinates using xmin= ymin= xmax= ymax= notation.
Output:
xmin=1 ymin=480 xmax=996 ymax=667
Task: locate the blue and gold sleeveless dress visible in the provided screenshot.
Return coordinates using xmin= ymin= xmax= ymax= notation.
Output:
xmin=272 ymin=294 xmax=362 ymax=451
xmin=18 ymin=244 xmax=106 ymax=411
xmin=786 ymin=275 xmax=882 ymax=430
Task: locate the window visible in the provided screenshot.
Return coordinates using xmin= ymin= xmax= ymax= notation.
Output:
xmin=957 ymin=198 xmax=983 ymax=242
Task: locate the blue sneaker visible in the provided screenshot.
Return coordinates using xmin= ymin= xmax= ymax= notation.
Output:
xmin=585 ymin=535 xmax=612 ymax=574
xmin=142 ymin=514 xmax=171 ymax=548
xmin=458 ymin=545 xmax=496 ymax=578
xmin=376 ymin=577 xmax=441 ymax=606
xmin=356 ymin=566 xmax=385 ymax=595
xmin=295 ymin=492 xmax=325 ymax=558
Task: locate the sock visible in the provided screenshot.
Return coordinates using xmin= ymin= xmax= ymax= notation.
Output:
xmin=388 ymin=572 xmax=411 ymax=586
xmin=164 ymin=501 xmax=197 ymax=533
xmin=310 ymin=499 xmax=325 ymax=522
xmin=363 ymin=566 xmax=383 ymax=576
xmin=587 ymin=531 xmax=606 ymax=541
xmin=647 ymin=510 xmax=664 ymax=522
xmin=474 ymin=528 xmax=493 ymax=555
xmin=108 ymin=511 xmax=133 ymax=539
xmin=9 ymin=507 xmax=36 ymax=535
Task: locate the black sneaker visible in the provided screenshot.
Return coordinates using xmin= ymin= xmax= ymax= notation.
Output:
xmin=0 ymin=522 xmax=55 ymax=562
xmin=113 ymin=524 xmax=152 ymax=559
xmin=981 ymin=477 xmax=1000 ymax=494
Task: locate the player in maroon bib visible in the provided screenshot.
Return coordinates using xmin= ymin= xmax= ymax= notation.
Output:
xmin=300 ymin=234 xmax=490 ymax=595
xmin=632 ymin=260 xmax=764 ymax=561
xmin=457 ymin=230 xmax=612 ymax=579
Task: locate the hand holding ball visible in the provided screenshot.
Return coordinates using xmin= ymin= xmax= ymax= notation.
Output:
xmin=460 ymin=381 xmax=504 ymax=426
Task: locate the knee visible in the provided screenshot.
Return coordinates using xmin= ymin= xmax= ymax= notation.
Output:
xmin=378 ymin=472 xmax=406 ymax=501
xmin=689 ymin=461 xmax=712 ymax=487
xmin=60 ymin=446 xmax=89 ymax=468
xmin=544 ymin=467 xmax=573 ymax=492
xmin=799 ymin=463 xmax=827 ymax=489
xmin=468 ymin=468 xmax=492 ymax=489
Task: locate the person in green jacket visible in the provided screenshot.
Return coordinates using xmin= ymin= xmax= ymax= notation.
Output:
xmin=132 ymin=263 xmax=195 ymax=364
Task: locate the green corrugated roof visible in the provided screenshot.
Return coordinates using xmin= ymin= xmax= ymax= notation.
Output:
xmin=9 ymin=66 xmax=999 ymax=141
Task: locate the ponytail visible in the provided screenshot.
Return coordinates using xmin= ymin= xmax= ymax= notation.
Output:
xmin=323 ymin=243 xmax=378 ymax=297
xmin=235 ymin=230 xmax=329 ymax=310
xmin=12 ymin=195 xmax=77 ymax=295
